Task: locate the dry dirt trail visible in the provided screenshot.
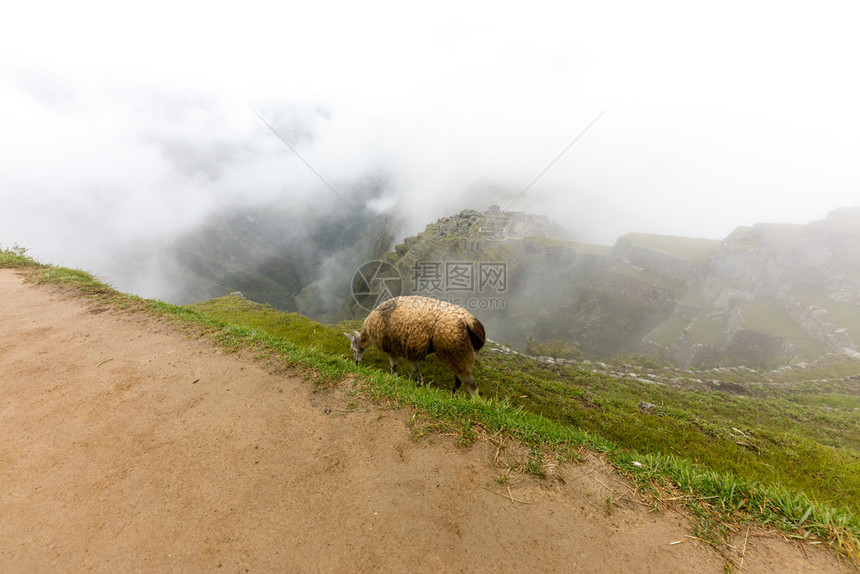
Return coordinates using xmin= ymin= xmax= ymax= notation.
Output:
xmin=0 ymin=269 xmax=850 ymax=573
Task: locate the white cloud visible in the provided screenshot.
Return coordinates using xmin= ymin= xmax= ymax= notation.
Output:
xmin=2 ymin=0 xmax=859 ymax=291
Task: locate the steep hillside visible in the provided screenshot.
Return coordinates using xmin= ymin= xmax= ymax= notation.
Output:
xmin=0 ymin=269 xmax=735 ymax=572
xmin=650 ymin=207 xmax=860 ymax=368
xmin=2 ymin=252 xmax=858 ymax=570
xmin=184 ymin=291 xmax=860 ymax=566
xmin=166 ymin=199 xmax=396 ymax=321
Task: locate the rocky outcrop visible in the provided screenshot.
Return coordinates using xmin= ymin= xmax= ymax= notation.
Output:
xmin=785 ymin=299 xmax=857 ymax=352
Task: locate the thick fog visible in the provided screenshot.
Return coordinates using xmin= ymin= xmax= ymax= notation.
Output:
xmin=2 ymin=1 xmax=859 ymax=303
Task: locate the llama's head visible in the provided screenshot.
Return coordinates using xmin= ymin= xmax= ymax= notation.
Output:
xmin=343 ymin=331 xmax=368 ymax=364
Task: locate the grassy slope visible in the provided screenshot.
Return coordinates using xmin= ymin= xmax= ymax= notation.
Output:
xmin=644 ymin=315 xmax=692 ymax=347
xmin=609 ymin=262 xmax=692 ymax=297
xmin=188 ymin=295 xmax=860 ymax=554
xmin=622 ymin=232 xmax=721 ymax=263
xmin=738 ymin=299 xmax=828 ymax=359
xmin=2 ymin=247 xmax=858 ymax=563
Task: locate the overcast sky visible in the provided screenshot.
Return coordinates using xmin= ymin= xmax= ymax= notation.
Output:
xmin=2 ymin=1 xmax=859 ymax=289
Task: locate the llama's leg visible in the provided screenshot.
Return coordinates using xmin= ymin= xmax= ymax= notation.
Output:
xmin=452 ymin=374 xmax=462 ymax=395
xmin=413 ymin=361 xmax=424 ymax=386
xmin=389 ymin=356 xmax=398 ymax=374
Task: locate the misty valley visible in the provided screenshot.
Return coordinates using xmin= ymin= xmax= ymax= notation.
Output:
xmin=167 ymin=203 xmax=860 ymax=372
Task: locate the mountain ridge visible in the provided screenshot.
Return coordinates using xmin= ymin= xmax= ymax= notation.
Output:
xmin=385 ymin=206 xmax=860 ymax=368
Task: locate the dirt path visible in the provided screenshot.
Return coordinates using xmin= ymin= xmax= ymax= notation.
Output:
xmin=0 ymin=269 xmax=849 ymax=573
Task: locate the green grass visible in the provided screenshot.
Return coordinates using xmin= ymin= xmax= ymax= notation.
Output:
xmin=687 ymin=314 xmax=729 ymax=348
xmin=188 ymin=296 xmax=344 ymax=351
xmin=609 ymin=262 xmax=689 ymax=295
xmin=622 ymin=233 xmax=721 ymax=263
xmin=643 ymin=315 xmax=691 ymax=347
xmin=521 ymin=236 xmax=614 ymax=255
xmin=0 ymin=245 xmax=46 ymax=268
xmin=3 ymin=249 xmax=859 ymax=564
xmin=479 ymin=353 xmax=860 ymax=496
xmin=738 ymin=299 xmax=828 ymax=359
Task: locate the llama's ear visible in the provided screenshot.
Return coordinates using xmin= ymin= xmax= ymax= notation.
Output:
xmin=343 ymin=332 xmax=355 ymax=343
xmin=353 ymin=330 xmax=361 ymax=339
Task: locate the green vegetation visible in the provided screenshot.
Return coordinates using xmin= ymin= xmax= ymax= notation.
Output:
xmin=622 ymin=233 xmax=721 ymax=263
xmin=609 ymin=262 xmax=688 ymax=295
xmin=189 ymin=295 xmax=340 ymax=351
xmin=0 ymin=245 xmax=45 ymax=268
xmin=738 ymin=299 xmax=827 ymax=359
xmin=643 ymin=315 xmax=690 ymax=348
xmin=686 ymin=313 xmax=729 ymax=349
xmin=521 ymin=236 xmax=613 ymax=255
xmin=524 ymin=337 xmax=581 ymax=360
xmin=3 ymin=249 xmax=859 ymax=565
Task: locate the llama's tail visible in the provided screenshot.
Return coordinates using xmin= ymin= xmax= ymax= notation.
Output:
xmin=466 ymin=316 xmax=486 ymax=353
